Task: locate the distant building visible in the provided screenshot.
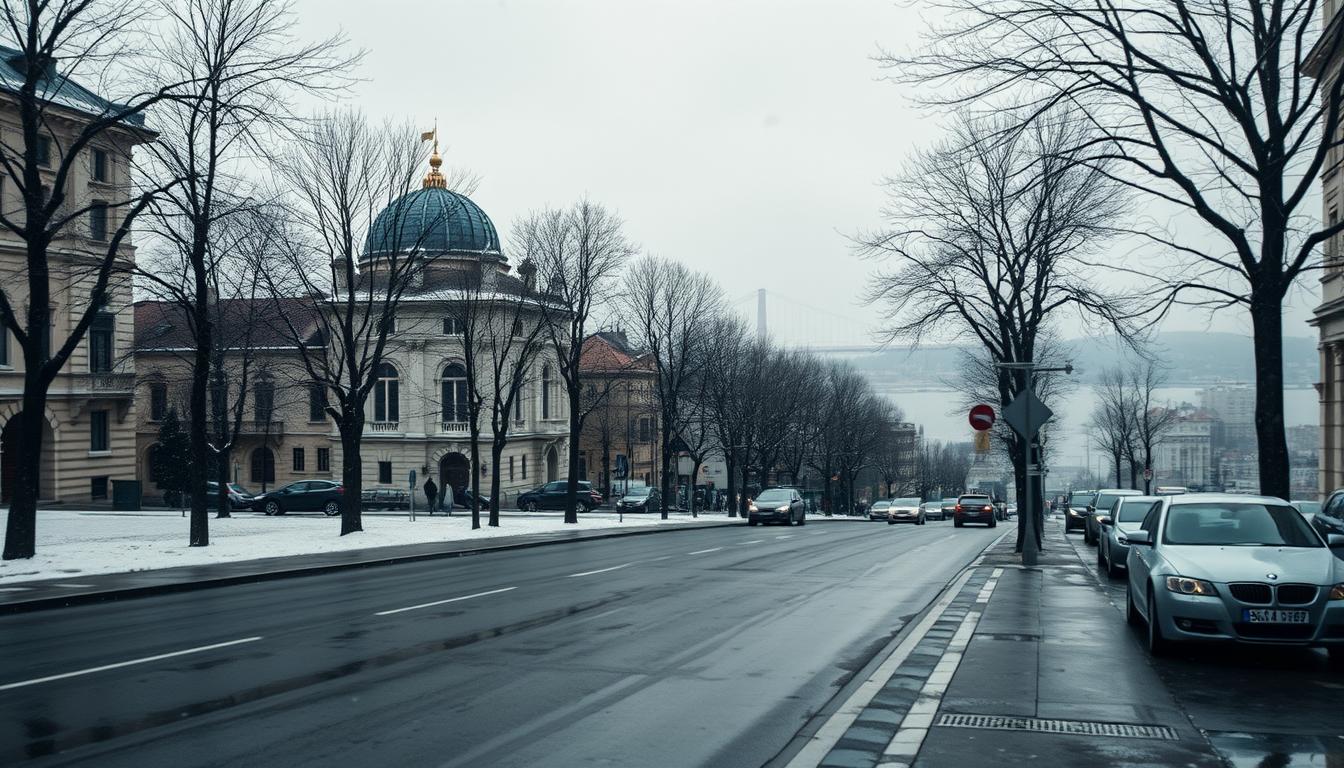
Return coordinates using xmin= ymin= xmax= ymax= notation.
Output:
xmin=1199 ymin=385 xmax=1255 ymax=452
xmin=577 ymin=330 xmax=659 ymax=497
xmin=1153 ymin=408 xmax=1214 ymax=489
xmin=1306 ymin=1 xmax=1344 ymax=496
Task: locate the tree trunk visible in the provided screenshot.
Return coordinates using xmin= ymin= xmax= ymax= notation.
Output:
xmin=470 ymin=425 xmax=482 ymax=530
xmin=725 ymin=452 xmax=738 ymax=518
xmin=689 ymin=458 xmax=702 ymax=517
xmin=215 ymin=446 xmax=232 ymax=519
xmin=1114 ymin=453 xmax=1122 ymax=488
xmin=338 ymin=420 xmax=364 ymax=535
xmin=565 ymin=393 xmax=581 ymax=524
xmin=659 ymin=420 xmax=672 ymax=520
xmin=2 ymin=381 xmax=50 ymax=559
xmin=489 ymin=437 xmax=504 ymax=527
xmin=188 ymin=301 xmax=211 ymax=547
xmin=1127 ymin=460 xmax=1138 ymax=490
xmin=738 ymin=461 xmax=751 ymax=517
xmin=1251 ymin=296 xmax=1290 ymax=500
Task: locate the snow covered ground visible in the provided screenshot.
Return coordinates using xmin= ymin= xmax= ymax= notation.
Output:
xmin=0 ymin=508 xmax=734 ymax=585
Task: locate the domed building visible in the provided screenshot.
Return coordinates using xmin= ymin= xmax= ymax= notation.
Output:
xmin=332 ymin=144 xmax=572 ymax=504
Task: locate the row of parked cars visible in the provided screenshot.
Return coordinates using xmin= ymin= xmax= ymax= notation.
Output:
xmin=1065 ymin=488 xmax=1344 ymax=660
xmin=863 ymin=494 xmax=1013 ymax=527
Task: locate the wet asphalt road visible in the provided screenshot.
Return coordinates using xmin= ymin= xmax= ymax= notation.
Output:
xmin=0 ymin=517 xmax=1000 ymax=767
xmin=1064 ymin=523 xmax=1344 ymax=767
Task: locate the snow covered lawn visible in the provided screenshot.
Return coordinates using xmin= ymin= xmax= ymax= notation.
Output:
xmin=0 ymin=508 xmax=733 ymax=585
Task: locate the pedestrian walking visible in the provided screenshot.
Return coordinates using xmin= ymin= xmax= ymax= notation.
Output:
xmin=443 ymin=484 xmax=455 ymax=516
xmin=423 ymin=477 xmax=438 ymax=516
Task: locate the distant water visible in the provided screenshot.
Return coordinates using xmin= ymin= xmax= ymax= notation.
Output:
xmin=876 ymin=385 xmax=1317 ymax=470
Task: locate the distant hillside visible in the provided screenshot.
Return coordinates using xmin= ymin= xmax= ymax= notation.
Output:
xmin=827 ymin=332 xmax=1317 ymax=389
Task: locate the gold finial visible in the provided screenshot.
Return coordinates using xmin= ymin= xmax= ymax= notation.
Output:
xmin=422 ymin=120 xmax=446 ymax=189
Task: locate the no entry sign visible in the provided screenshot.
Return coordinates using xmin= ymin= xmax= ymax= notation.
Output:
xmin=969 ymin=404 xmax=996 ymax=431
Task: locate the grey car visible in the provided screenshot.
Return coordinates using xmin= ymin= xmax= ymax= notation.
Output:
xmin=921 ymin=501 xmax=945 ymax=521
xmin=1097 ymin=495 xmax=1161 ymax=578
xmin=1124 ymin=493 xmax=1344 ymax=658
xmin=748 ymin=487 xmax=806 ymax=526
xmin=1085 ymin=489 xmax=1143 ymax=546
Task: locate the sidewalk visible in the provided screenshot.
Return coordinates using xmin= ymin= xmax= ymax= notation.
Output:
xmin=798 ymin=518 xmax=1224 ymax=768
xmin=0 ymin=512 xmax=742 ymax=614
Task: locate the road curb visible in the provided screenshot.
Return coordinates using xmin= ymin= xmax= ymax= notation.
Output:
xmin=0 ymin=518 xmax=751 ymax=616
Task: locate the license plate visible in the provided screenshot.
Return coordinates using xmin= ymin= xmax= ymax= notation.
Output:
xmin=1242 ymin=609 xmax=1310 ymax=624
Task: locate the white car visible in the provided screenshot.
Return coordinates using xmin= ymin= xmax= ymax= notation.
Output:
xmin=887 ymin=497 xmax=925 ymax=525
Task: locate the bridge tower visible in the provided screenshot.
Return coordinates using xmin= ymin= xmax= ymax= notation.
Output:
xmin=757 ymin=288 xmax=767 ymax=343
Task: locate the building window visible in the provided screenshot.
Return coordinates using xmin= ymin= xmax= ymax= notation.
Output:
xmin=639 ymin=417 xmax=651 ymax=443
xmin=378 ymin=461 xmax=392 ymax=484
xmin=522 ymin=455 xmax=528 ymax=479
xmin=91 ymin=476 xmax=109 ymax=500
xmin=308 ymin=382 xmax=327 ymax=422
xmin=34 ymin=135 xmax=50 ymax=167
xmin=541 ymin=365 xmax=553 ymax=419
xmin=442 ymin=363 xmax=468 ymax=423
xmin=251 ymin=447 xmax=275 ymax=483
xmin=0 ymin=327 xmax=8 ymax=366
xmin=373 ymin=362 xmax=399 ymax=422
xmin=92 ymin=148 xmax=108 ymax=182
xmin=89 ymin=311 xmax=114 ymax=372
xmin=150 ymin=382 xmax=167 ymax=421
xmin=89 ymin=200 xmax=108 ymax=241
xmin=317 ymin=447 xmax=330 ymax=472
xmin=379 ymin=314 xmax=397 ymax=335
xmin=292 ymin=447 xmax=305 ymax=472
xmin=443 ymin=316 xmax=464 ymax=335
xmin=514 ymin=383 xmax=524 ymax=421
xmin=254 ymin=378 xmax=275 ymax=422
xmin=511 ymin=319 xmax=524 ymax=337
xmin=509 ymin=456 xmax=515 ymax=481
xmin=90 ymin=410 xmax=109 ymax=451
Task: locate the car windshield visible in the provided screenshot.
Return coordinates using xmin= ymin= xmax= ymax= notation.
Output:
xmin=1162 ymin=502 xmax=1322 ymax=547
xmin=961 ymin=496 xmax=990 ymax=504
xmin=871 ymin=501 xmax=890 ymax=509
xmin=893 ymin=498 xmax=920 ymax=506
xmin=625 ymin=488 xmax=652 ymax=498
xmin=756 ymin=490 xmax=790 ymax=503
xmin=1094 ymin=493 xmax=1135 ymax=511
xmin=1295 ymin=501 xmax=1321 ymax=515
xmin=1071 ymin=494 xmax=1096 ymax=508
xmin=1116 ymin=499 xmax=1156 ymax=523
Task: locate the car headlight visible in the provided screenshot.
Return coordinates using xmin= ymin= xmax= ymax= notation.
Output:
xmin=1165 ymin=576 xmax=1218 ymax=597
xmin=1069 ymin=509 xmax=1081 ymax=516
xmin=777 ymin=505 xmax=790 ymax=512
xmin=748 ymin=503 xmax=757 ymax=512
xmin=1330 ymin=584 xmax=1344 ymax=600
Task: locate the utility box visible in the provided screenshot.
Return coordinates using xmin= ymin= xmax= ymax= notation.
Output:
xmin=111 ymin=479 xmax=142 ymax=511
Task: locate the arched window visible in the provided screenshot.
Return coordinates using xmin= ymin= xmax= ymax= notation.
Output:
xmin=442 ymin=363 xmax=468 ymax=424
xmin=373 ymin=362 xmax=399 ymax=423
xmin=250 ymin=447 xmax=275 ymax=484
xmin=541 ymin=364 xmax=553 ymax=420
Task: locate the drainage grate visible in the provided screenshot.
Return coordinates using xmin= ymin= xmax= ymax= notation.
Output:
xmin=937 ymin=714 xmax=1179 ymax=741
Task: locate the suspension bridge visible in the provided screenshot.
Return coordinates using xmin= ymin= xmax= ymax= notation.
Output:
xmin=725 ymin=289 xmax=880 ymax=351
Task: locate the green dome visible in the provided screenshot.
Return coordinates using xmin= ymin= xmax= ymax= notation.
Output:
xmin=365 ymin=187 xmax=500 ymax=258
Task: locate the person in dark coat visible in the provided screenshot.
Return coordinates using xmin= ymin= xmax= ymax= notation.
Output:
xmin=423 ymin=477 xmax=439 ymax=515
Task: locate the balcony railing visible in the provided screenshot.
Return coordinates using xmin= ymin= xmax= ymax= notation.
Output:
xmin=236 ymin=420 xmax=285 ymax=439
xmin=440 ymin=420 xmax=470 ymax=435
xmin=369 ymin=421 xmax=400 ymax=433
xmin=68 ymin=372 xmax=134 ymax=395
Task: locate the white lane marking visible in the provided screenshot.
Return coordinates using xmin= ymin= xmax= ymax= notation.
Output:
xmin=687 ymin=547 xmax=723 ymax=555
xmin=776 ymin=535 xmax=794 ymax=540
xmin=0 ymin=587 xmax=31 ymax=592
xmin=0 ymin=636 xmax=264 ymax=692
xmin=52 ymin=583 xmax=96 ymax=588
xmin=567 ymin=562 xmax=636 ymax=578
xmin=647 ymin=555 xmax=674 ymax=562
xmin=741 ymin=539 xmax=764 ymax=545
xmin=374 ymin=587 xmax=516 ymax=616
xmin=785 ymin=569 xmax=975 ymax=768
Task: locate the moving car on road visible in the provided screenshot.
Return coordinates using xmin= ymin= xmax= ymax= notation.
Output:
xmin=516 ymin=481 xmax=602 ymax=513
xmin=1065 ymin=490 xmax=1097 ymax=533
xmin=1097 ymin=495 xmax=1161 ymax=577
xmin=887 ymin=497 xmax=925 ymax=525
xmin=954 ymin=493 xmax=996 ymax=528
xmin=254 ymin=480 xmax=344 ymax=517
xmin=748 ymin=487 xmax=806 ymax=526
xmin=868 ymin=500 xmax=891 ymax=521
xmin=617 ymin=486 xmax=661 ymax=513
xmin=940 ymin=498 xmax=959 ymax=521
xmin=1124 ymin=493 xmax=1344 ymax=658
xmin=921 ymin=500 xmax=945 ymax=521
xmin=1085 ymin=489 xmax=1143 ymax=545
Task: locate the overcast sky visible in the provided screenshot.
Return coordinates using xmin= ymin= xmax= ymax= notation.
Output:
xmin=294 ymin=0 xmax=1322 ymax=347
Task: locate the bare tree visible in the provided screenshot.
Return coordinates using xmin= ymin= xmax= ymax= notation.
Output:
xmin=268 ymin=113 xmax=448 ymax=535
xmin=893 ymin=0 xmax=1344 ymax=500
xmin=135 ymin=0 xmax=352 ymax=545
xmin=860 ymin=110 xmax=1137 ymax=553
xmin=1132 ymin=361 xmax=1178 ymax=494
xmin=527 ymin=201 xmax=636 ymax=524
xmin=1091 ymin=368 xmax=1139 ymax=488
xmin=623 ymin=256 xmax=724 ymax=519
xmin=704 ymin=315 xmax=754 ymax=517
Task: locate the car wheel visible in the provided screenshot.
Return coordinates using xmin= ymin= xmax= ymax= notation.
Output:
xmin=954 ymin=519 xmax=963 ymax=528
xmin=1106 ymin=548 xmax=1123 ymax=579
xmin=798 ymin=514 xmax=806 ymax=526
xmin=748 ymin=519 xmax=758 ymax=526
xmin=1126 ymin=582 xmax=1142 ymax=627
xmin=1097 ymin=543 xmax=1106 ymax=568
xmin=988 ymin=518 xmax=996 ymax=528
xmin=524 ymin=501 xmax=538 ymax=513
xmin=887 ymin=519 xmax=894 ymax=525
xmin=1146 ymin=590 xmax=1172 ymax=656
xmin=578 ymin=502 xmax=592 ymax=514
xmin=323 ymin=501 xmax=340 ymax=517
xmin=264 ymin=500 xmax=281 ymax=516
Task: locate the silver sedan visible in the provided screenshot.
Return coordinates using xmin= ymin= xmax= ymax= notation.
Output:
xmin=1097 ymin=495 xmax=1162 ymax=578
xmin=1125 ymin=493 xmax=1344 ymax=658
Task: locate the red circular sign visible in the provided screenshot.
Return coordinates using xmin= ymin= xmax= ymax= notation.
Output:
xmin=969 ymin=404 xmax=995 ymax=431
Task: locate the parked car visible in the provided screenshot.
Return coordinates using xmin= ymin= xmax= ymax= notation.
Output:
xmin=921 ymin=500 xmax=945 ymax=521
xmin=887 ymin=497 xmax=925 ymax=525
xmin=1124 ymin=493 xmax=1344 ymax=659
xmin=254 ymin=480 xmax=344 ymax=516
xmin=939 ymin=498 xmax=959 ymax=520
xmin=1155 ymin=486 xmax=1189 ymax=496
xmin=868 ymin=500 xmax=892 ymax=521
xmin=1085 ymin=489 xmax=1143 ymax=545
xmin=747 ymin=487 xmax=806 ymax=526
xmin=1312 ymin=490 xmax=1344 ymax=541
xmin=1097 ymin=495 xmax=1161 ymax=577
xmin=1065 ymin=490 xmax=1097 ymax=533
xmin=617 ymin=486 xmax=661 ymax=512
xmin=191 ymin=481 xmax=254 ymax=511
xmin=450 ymin=487 xmax=491 ymax=509
xmin=954 ymin=493 xmax=996 ymax=528
xmin=516 ymin=481 xmax=601 ymax=512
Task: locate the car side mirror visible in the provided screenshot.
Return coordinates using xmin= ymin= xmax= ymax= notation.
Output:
xmin=1123 ymin=530 xmax=1152 ymax=546
xmin=1098 ymin=516 xmax=1113 ymax=527
xmin=1087 ymin=505 xmax=1096 ymax=514
xmin=1328 ymin=533 xmax=1344 ymax=548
